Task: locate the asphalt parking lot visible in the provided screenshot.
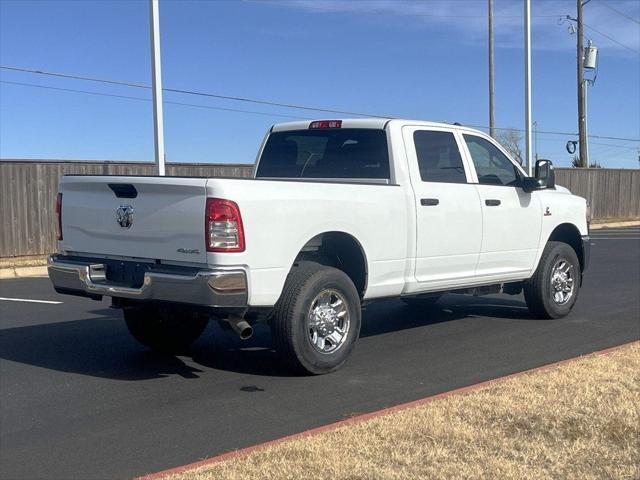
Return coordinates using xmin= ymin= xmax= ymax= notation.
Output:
xmin=1 ymin=227 xmax=638 ymax=480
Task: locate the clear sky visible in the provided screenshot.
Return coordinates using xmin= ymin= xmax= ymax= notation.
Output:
xmin=0 ymin=0 xmax=638 ymax=167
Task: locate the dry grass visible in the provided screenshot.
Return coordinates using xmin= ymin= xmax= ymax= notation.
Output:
xmin=168 ymin=344 xmax=640 ymax=480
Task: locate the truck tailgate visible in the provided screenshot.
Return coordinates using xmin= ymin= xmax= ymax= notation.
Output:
xmin=59 ymin=176 xmax=208 ymax=264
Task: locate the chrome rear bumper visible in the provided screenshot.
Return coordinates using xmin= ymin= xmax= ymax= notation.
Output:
xmin=48 ymin=254 xmax=247 ymax=308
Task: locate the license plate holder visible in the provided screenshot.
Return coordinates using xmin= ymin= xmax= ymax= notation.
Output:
xmin=105 ymin=261 xmax=149 ymax=288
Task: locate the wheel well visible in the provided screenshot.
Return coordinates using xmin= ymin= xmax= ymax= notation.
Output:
xmin=548 ymin=223 xmax=584 ymax=271
xmin=295 ymin=232 xmax=368 ymax=297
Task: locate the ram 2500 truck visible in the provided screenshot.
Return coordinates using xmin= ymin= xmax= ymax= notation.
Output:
xmin=48 ymin=118 xmax=590 ymax=374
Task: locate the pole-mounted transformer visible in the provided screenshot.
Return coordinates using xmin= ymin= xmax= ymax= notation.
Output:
xmin=584 ymin=41 xmax=598 ymax=70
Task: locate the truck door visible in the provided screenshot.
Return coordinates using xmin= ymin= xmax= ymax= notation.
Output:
xmin=402 ymin=126 xmax=482 ymax=288
xmin=461 ymin=133 xmax=542 ymax=279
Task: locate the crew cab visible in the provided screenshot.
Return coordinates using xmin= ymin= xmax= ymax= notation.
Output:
xmin=48 ymin=119 xmax=590 ymax=374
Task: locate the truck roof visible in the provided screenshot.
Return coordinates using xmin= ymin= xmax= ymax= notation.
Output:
xmin=271 ymin=118 xmax=478 ymax=133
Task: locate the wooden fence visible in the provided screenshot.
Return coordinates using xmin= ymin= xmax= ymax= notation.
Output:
xmin=554 ymin=168 xmax=640 ymax=221
xmin=0 ymin=160 xmax=638 ymax=258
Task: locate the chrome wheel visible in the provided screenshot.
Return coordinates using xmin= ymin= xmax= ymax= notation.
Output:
xmin=307 ymin=289 xmax=350 ymax=354
xmin=550 ymin=258 xmax=575 ymax=305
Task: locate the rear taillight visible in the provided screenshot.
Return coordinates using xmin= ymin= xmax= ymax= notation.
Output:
xmin=206 ymin=198 xmax=245 ymax=252
xmin=55 ymin=193 xmax=63 ymax=241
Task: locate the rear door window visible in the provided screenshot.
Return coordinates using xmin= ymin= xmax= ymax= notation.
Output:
xmin=256 ymin=129 xmax=390 ymax=179
xmin=413 ymin=130 xmax=467 ymax=183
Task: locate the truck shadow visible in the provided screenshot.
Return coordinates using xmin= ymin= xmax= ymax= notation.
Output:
xmin=195 ymin=294 xmax=533 ymax=375
xmin=0 ymin=294 xmax=534 ymax=380
xmin=361 ymin=294 xmax=532 ymax=338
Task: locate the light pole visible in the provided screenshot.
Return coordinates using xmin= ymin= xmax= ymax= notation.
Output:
xmin=533 ymin=120 xmax=538 ymax=161
xmin=149 ymin=0 xmax=166 ymax=176
xmin=489 ymin=0 xmax=495 ymax=139
xmin=524 ymin=0 xmax=533 ymax=175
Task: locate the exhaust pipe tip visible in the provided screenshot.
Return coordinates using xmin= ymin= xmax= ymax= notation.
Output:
xmin=226 ymin=318 xmax=253 ymax=340
xmin=239 ymin=326 xmax=253 ymax=340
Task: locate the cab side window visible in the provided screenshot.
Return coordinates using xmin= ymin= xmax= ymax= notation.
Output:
xmin=414 ymin=130 xmax=467 ymax=183
xmin=463 ymin=134 xmax=520 ymax=186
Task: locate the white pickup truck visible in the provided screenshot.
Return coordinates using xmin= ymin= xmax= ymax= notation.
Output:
xmin=49 ymin=118 xmax=590 ymax=374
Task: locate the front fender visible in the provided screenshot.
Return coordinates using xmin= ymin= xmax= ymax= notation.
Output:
xmin=529 ymin=191 xmax=588 ymax=276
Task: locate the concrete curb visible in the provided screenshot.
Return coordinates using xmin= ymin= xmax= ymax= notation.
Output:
xmin=589 ymin=220 xmax=640 ymax=230
xmin=0 ymin=265 xmax=48 ymax=279
xmin=136 ymin=340 xmax=639 ymax=480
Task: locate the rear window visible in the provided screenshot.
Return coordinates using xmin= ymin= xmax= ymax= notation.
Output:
xmin=256 ymin=129 xmax=390 ymax=179
xmin=414 ymin=130 xmax=467 ymax=184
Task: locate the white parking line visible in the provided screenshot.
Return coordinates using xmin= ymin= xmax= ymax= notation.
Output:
xmin=591 ymin=235 xmax=640 ymax=238
xmin=0 ymin=297 xmax=62 ymax=305
xmin=590 ymin=238 xmax=640 ymax=241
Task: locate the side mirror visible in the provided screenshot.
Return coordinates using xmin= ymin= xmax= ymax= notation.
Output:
xmin=522 ymin=176 xmax=544 ymax=193
xmin=535 ymin=159 xmax=555 ymax=189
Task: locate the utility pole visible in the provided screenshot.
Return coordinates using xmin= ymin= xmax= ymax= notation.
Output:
xmin=149 ymin=0 xmax=166 ymax=176
xmin=488 ymin=0 xmax=495 ymax=139
xmin=584 ymin=71 xmax=589 ymax=166
xmin=524 ymin=0 xmax=533 ymax=175
xmin=577 ymin=0 xmax=588 ymax=168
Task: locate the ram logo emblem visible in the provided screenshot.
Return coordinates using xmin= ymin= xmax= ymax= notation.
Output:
xmin=116 ymin=205 xmax=134 ymax=229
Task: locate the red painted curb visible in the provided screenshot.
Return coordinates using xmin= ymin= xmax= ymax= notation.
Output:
xmin=137 ymin=340 xmax=639 ymax=480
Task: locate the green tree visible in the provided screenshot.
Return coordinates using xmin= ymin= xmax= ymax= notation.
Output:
xmin=571 ymin=155 xmax=602 ymax=168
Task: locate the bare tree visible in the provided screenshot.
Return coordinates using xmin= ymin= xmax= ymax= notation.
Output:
xmin=495 ymin=128 xmax=523 ymax=165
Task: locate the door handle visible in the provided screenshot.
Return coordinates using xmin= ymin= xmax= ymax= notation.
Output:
xmin=421 ymin=198 xmax=439 ymax=206
xmin=485 ymin=199 xmax=501 ymax=206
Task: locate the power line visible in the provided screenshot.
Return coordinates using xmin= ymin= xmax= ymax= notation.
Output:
xmin=597 ymin=0 xmax=640 ymax=25
xmin=588 ymin=144 xmax=636 ymax=159
xmin=466 ymin=123 xmax=639 ymax=142
xmin=162 ymin=86 xmax=384 ymax=117
xmin=583 ymin=22 xmax=640 ymax=53
xmin=0 ymin=80 xmax=150 ymax=102
xmin=0 ymin=65 xmax=384 ymax=118
xmin=339 ymin=10 xmax=563 ymax=19
xmin=165 ymin=98 xmax=310 ymax=120
xmin=576 ymin=134 xmax=638 ymax=142
xmin=591 ymin=147 xmax=637 ymax=160
xmin=243 ymin=1 xmax=562 ymax=19
xmin=1 ymin=64 xmax=639 ymax=142
xmin=589 ymin=141 xmax=639 ymax=150
xmin=0 ymin=65 xmax=148 ymax=89
xmin=0 ymin=80 xmax=311 ymax=120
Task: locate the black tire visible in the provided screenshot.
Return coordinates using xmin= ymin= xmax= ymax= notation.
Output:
xmin=124 ymin=305 xmax=209 ymax=353
xmin=271 ymin=262 xmax=361 ymax=375
xmin=401 ymin=293 xmax=443 ymax=308
xmin=524 ymin=241 xmax=581 ymax=319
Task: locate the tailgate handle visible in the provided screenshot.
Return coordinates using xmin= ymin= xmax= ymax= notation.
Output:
xmin=108 ymin=183 xmax=138 ymax=199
